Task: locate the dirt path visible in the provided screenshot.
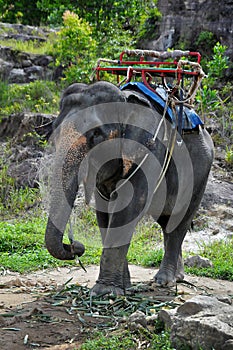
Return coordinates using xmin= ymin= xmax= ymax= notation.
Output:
xmin=0 ymin=265 xmax=232 ymax=350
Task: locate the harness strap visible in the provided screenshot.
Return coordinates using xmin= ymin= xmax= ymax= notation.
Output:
xmin=96 ymin=94 xmax=176 ymax=202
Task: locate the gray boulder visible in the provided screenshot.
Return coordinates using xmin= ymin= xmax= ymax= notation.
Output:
xmin=9 ymin=68 xmax=27 ymax=83
xmin=184 ymin=255 xmax=213 ymax=268
xmin=0 ymin=58 xmax=13 ymax=79
xmin=159 ymin=295 xmax=233 ymax=350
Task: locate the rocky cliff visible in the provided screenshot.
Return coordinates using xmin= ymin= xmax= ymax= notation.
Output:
xmin=146 ymin=0 xmax=233 ymax=63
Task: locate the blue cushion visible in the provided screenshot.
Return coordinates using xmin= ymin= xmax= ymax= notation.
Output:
xmin=121 ymin=82 xmax=203 ymax=130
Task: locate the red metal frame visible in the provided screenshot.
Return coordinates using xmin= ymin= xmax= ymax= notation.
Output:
xmin=95 ymin=50 xmax=202 ymax=92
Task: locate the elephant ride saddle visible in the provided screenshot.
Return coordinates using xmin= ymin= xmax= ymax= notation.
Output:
xmin=93 ymin=49 xmax=205 ymax=134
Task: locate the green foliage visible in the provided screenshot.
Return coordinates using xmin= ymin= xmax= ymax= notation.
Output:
xmin=0 ymin=218 xmax=50 ymax=273
xmin=0 ymin=209 xmax=162 ymax=273
xmin=136 ymin=6 xmax=162 ymax=40
xmin=196 ymin=84 xmax=220 ymax=113
xmin=0 ymin=219 xmax=45 ymax=252
xmin=80 ymin=328 xmax=173 ymax=350
xmin=0 ymin=80 xmax=60 ymax=116
xmin=80 ymin=331 xmax=135 ymax=350
xmin=0 ymin=37 xmax=55 ymax=55
xmin=55 ymin=11 xmax=95 ymax=66
xmin=0 ymin=0 xmax=46 ymax=25
xmin=195 ymin=31 xmax=217 ymax=59
xmin=196 ymin=31 xmax=215 ymax=48
xmin=128 ymin=219 xmax=163 ymax=267
xmin=207 ymin=42 xmax=229 ymax=85
xmin=97 ymin=24 xmax=136 ymax=60
xmin=185 ymin=239 xmax=233 ymax=281
xmin=36 ymin=0 xmax=160 ymax=33
xmin=196 ymin=43 xmax=232 ymax=148
xmin=52 ymin=11 xmax=96 ymax=85
xmin=0 ymin=159 xmax=40 ymax=218
xmin=225 ymin=145 xmax=233 ymax=166
xmin=0 ymin=217 xmax=74 ymax=272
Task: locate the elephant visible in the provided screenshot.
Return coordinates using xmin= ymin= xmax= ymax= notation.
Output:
xmin=43 ymin=80 xmax=214 ymax=296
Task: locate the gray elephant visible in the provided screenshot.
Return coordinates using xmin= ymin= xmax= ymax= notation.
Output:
xmin=43 ymin=80 xmax=214 ymax=296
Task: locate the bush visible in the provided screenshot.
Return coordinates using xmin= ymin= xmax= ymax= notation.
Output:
xmin=196 ymin=43 xmax=232 ymax=147
xmin=0 ymin=80 xmax=60 ymax=116
xmin=0 ymin=161 xmax=40 ymax=218
xmin=52 ymin=10 xmax=96 ymax=85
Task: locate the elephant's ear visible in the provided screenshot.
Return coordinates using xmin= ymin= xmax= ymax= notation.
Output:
xmin=123 ymin=90 xmax=152 ymax=108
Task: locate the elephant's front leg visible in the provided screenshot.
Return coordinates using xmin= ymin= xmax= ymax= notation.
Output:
xmin=92 ymin=166 xmax=149 ymax=296
xmin=91 ymin=243 xmax=130 ymax=296
xmin=91 ymin=202 xmax=131 ymax=296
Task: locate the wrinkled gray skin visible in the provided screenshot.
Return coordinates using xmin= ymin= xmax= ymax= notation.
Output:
xmin=44 ymin=81 xmax=214 ymax=296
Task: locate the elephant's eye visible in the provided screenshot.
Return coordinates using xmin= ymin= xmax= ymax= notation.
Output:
xmin=87 ymin=128 xmax=103 ymax=148
xmin=94 ymin=129 xmax=100 ymax=137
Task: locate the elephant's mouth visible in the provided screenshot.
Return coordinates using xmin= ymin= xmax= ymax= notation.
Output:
xmin=96 ymin=159 xmax=123 ymax=200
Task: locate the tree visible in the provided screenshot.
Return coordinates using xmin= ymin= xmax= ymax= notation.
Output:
xmin=0 ymin=0 xmax=46 ymax=25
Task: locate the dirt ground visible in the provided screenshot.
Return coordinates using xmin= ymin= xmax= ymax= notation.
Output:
xmin=0 ymin=265 xmax=232 ymax=350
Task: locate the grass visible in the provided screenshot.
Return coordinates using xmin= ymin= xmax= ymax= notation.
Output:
xmin=0 ymin=35 xmax=56 ymax=55
xmin=225 ymin=145 xmax=233 ymax=166
xmin=185 ymin=239 xmax=233 ymax=280
xmin=79 ymin=328 xmax=174 ymax=350
xmin=0 ymin=80 xmax=60 ymax=117
xmin=0 ymin=159 xmax=42 ymax=219
xmin=0 ymin=207 xmax=232 ymax=281
xmin=0 ymin=209 xmax=162 ymax=273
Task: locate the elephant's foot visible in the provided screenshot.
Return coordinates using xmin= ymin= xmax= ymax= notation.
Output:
xmin=90 ymin=245 xmax=131 ymax=296
xmin=91 ymin=282 xmax=124 ymax=297
xmin=154 ymin=258 xmax=184 ymax=287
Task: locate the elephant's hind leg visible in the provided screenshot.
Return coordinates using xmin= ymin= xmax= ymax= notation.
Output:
xmin=91 ymin=244 xmax=130 ymax=296
xmin=154 ymin=224 xmax=187 ymax=286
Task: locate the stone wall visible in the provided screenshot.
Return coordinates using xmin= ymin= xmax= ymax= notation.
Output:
xmin=0 ymin=22 xmax=56 ymax=83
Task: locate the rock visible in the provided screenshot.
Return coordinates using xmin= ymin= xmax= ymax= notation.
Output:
xmin=21 ymin=59 xmax=32 ymax=68
xmin=159 ymin=295 xmax=233 ymax=350
xmin=128 ymin=310 xmax=147 ymax=327
xmin=0 ymin=58 xmax=13 ymax=79
xmin=177 ymin=295 xmax=224 ymax=316
xmin=0 ymin=316 xmax=6 ymax=326
xmin=216 ymin=295 xmax=232 ymax=305
xmin=223 ymin=340 xmax=233 ymax=350
xmin=146 ymin=313 xmax=158 ymax=325
xmin=25 ymin=65 xmax=44 ymax=81
xmin=202 ymin=172 xmax=233 ymax=208
xmin=8 ymin=156 xmax=41 ymax=187
xmin=0 ymin=112 xmax=56 ymax=187
xmin=0 ymin=22 xmax=55 ymax=41
xmin=8 ymin=68 xmax=27 ymax=83
xmin=34 ymin=55 xmax=53 ymax=67
xmin=184 ymin=255 xmax=213 ymax=268
xmin=0 ymin=112 xmax=55 ymax=141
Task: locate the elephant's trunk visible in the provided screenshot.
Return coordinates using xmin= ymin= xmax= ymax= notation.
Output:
xmin=45 ymin=132 xmax=87 ymax=260
xmin=45 ymin=219 xmax=85 ymax=260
